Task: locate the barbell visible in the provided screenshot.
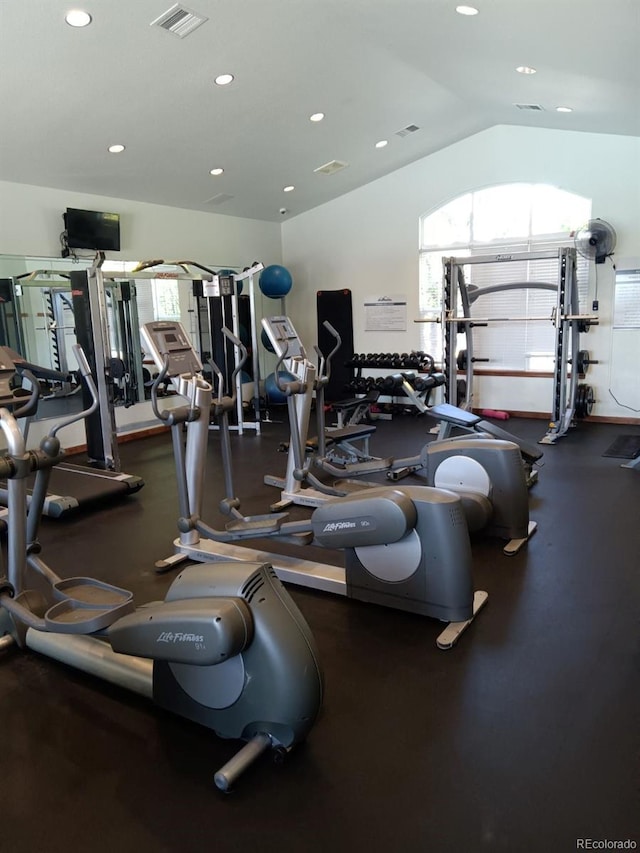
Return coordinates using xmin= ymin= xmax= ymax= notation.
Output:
xmin=454 ymin=349 xmax=597 ymax=375
xmin=416 ymin=313 xmax=599 ymax=326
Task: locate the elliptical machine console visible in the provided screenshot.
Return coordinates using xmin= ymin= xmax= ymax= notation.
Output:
xmin=141 ymin=322 xmax=203 ymax=376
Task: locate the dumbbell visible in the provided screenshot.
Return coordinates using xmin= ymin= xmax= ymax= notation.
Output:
xmin=411 ymin=372 xmax=446 ymax=392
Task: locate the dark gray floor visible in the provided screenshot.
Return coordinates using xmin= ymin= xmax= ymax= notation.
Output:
xmin=1 ymin=414 xmax=639 ymax=852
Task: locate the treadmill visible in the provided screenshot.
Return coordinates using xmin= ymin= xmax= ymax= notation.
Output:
xmin=0 ymin=286 xmax=145 ymax=518
xmin=0 ymin=463 xmax=143 ymax=518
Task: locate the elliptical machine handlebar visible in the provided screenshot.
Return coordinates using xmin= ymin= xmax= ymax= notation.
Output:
xmin=149 ymin=355 xmax=172 ymax=423
xmin=210 ymin=326 xmax=249 ymax=406
xmin=149 ymin=356 xmax=203 ymax=427
xmin=274 ymin=340 xmax=306 ymax=396
xmin=48 ymin=345 xmax=99 ymax=439
xmin=314 ymin=320 xmax=342 ymax=388
xmin=11 ymin=369 xmax=41 ymax=421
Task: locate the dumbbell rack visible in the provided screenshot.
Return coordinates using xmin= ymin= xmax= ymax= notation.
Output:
xmin=344 ymin=352 xmax=440 ymax=418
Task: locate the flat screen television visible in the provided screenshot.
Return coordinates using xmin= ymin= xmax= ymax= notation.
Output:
xmin=64 ymin=207 xmax=121 ymax=251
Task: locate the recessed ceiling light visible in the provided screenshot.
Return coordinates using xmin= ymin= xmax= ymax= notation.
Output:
xmin=283 ymin=185 xmax=295 ymax=192
xmin=375 ymin=140 xmax=388 ymax=149
xmin=214 ymin=73 xmax=234 ymax=86
xmin=65 ymin=9 xmax=92 ymax=27
xmin=516 ymin=65 xmax=537 ymax=75
xmin=455 ymin=5 xmax=479 ymax=15
xmin=209 ymin=168 xmax=224 ymax=176
xmin=556 ymin=106 xmax=573 ymax=113
xmin=310 ymin=112 xmax=325 ymax=122
xmin=108 ymin=144 xmax=125 ymax=154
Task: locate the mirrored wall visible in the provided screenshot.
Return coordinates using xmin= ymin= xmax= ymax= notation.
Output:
xmin=0 ymin=254 xmax=279 ymax=427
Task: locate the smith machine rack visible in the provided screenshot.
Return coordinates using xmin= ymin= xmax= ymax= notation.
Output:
xmin=417 ymin=247 xmax=598 ymax=445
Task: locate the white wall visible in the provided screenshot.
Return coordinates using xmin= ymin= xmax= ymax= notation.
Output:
xmin=0 ymin=180 xmax=283 ymax=448
xmin=2 ymin=123 xmax=640 ymax=444
xmin=281 ymin=125 xmax=640 ymax=420
xmin=0 ymin=179 xmax=282 ymax=267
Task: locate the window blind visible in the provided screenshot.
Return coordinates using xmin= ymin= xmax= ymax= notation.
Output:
xmin=418 ymin=185 xmax=591 ymax=370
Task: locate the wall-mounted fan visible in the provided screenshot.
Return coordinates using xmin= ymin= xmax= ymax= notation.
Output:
xmin=574 ymin=218 xmax=617 ymax=264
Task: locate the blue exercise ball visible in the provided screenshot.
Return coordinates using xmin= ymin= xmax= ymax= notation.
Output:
xmin=261 ymin=327 xmax=276 ymax=353
xmin=259 ymin=264 xmax=293 ymax=298
xmin=265 ymin=370 xmax=296 ymax=405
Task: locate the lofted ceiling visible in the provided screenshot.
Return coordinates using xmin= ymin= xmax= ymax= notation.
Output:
xmin=0 ymin=0 xmax=638 ymax=222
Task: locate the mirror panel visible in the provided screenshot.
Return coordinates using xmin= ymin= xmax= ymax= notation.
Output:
xmin=0 ymin=255 xmax=280 ymax=427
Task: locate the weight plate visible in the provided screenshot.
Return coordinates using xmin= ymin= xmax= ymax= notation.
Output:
xmin=576 ymin=350 xmax=590 ymax=376
xmin=575 ymin=383 xmax=595 ymax=419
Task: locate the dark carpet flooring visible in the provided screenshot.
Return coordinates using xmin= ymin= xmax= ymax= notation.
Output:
xmin=1 ymin=413 xmax=639 ymax=852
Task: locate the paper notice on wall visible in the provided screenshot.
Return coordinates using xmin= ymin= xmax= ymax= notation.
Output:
xmin=613 ymin=263 xmax=640 ymax=329
xmin=364 ymin=295 xmax=407 ymax=331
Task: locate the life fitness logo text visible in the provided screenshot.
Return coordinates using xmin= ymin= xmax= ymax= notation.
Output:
xmin=157 ymin=632 xmax=205 ymax=644
xmin=322 ymin=519 xmax=371 ymax=533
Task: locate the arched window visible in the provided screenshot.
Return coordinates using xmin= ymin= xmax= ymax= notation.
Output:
xmin=418 ymin=184 xmax=592 ymax=371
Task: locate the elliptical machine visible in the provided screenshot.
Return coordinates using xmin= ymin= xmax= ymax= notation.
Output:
xmin=262 ymin=316 xmax=536 ymax=556
xmin=142 ymin=320 xmax=488 ymax=649
xmin=0 ymin=345 xmax=323 ymax=791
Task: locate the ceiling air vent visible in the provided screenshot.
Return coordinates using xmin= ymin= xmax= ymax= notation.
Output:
xmin=395 ymin=124 xmax=420 ymax=138
xmin=313 ymin=160 xmax=349 ymax=176
xmin=204 ymin=193 xmax=234 ymax=206
xmin=151 ymin=4 xmax=208 ymax=38
xmin=515 ymin=103 xmax=544 ymax=111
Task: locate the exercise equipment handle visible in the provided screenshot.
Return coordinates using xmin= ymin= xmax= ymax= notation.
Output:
xmin=274 ymin=341 xmax=305 ymax=395
xmin=73 ymin=344 xmax=92 ymax=378
xmin=208 ymin=357 xmax=226 ymax=405
xmin=150 ymin=356 xmax=201 ymax=425
xmin=320 ymin=321 xmax=342 ymax=382
xmin=131 ymin=259 xmax=217 ymax=278
xmin=11 ymin=369 xmax=40 ymax=420
xmin=150 ymin=355 xmax=171 ymax=422
xmin=222 ymin=326 xmax=249 ymax=392
xmin=49 ymin=345 xmax=99 ymax=438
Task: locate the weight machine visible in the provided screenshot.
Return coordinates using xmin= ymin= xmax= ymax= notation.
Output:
xmin=188 ymin=261 xmax=266 ymax=435
xmin=0 ymin=261 xmax=144 ymax=516
xmin=425 ymin=247 xmax=597 ymax=444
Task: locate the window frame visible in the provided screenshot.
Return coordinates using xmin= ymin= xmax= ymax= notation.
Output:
xmin=418 ymin=184 xmax=592 ymax=373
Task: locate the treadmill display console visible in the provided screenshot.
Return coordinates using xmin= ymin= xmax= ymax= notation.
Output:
xmin=141 ymin=321 xmax=203 ymax=377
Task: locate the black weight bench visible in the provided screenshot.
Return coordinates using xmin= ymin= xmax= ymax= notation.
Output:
xmin=428 ymin=403 xmax=543 ymax=480
xmin=331 ymin=389 xmax=380 ymax=428
xmin=296 ymin=423 xmax=378 ymax=465
xmin=280 ymin=424 xmax=377 ymax=464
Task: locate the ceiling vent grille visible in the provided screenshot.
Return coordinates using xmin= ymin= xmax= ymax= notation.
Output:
xmin=515 ymin=103 xmax=544 ymax=111
xmin=151 ymin=4 xmax=208 ymax=38
xmin=204 ymin=193 xmax=234 ymax=206
xmin=395 ymin=124 xmax=420 ymax=138
xmin=313 ymin=160 xmax=349 ymax=176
